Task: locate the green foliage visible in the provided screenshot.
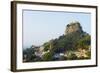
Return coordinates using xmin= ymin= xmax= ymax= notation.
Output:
xmin=43 ymin=52 xmax=53 ymax=61
xmin=76 ymin=35 xmax=91 ymax=50
xmin=47 ymin=32 xmax=83 ymax=52
xmin=68 ymin=53 xmax=78 ymax=60
xmin=86 ymin=51 xmax=91 ymax=59
xmin=43 ymin=42 xmax=50 ymax=51
xmin=43 ymin=31 xmax=91 ymax=53
xmin=23 ymin=48 xmax=35 ymax=62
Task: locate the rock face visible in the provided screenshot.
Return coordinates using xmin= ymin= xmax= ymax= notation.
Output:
xmin=65 ymin=21 xmax=83 ymax=35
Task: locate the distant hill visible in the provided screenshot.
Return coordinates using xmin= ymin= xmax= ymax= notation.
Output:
xmin=23 ymin=21 xmax=91 ymax=62
xmin=43 ymin=21 xmax=90 ymax=52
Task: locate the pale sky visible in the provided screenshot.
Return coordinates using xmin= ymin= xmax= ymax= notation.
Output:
xmin=23 ymin=10 xmax=91 ymax=48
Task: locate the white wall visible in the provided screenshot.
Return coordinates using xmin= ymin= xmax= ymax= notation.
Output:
xmin=0 ymin=0 xmax=99 ymax=73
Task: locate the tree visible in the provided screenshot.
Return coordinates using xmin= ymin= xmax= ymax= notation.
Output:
xmin=76 ymin=35 xmax=91 ymax=50
xmin=43 ymin=52 xmax=53 ymax=61
xmin=43 ymin=42 xmax=50 ymax=51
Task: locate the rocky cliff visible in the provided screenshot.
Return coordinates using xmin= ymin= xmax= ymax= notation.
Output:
xmin=65 ymin=21 xmax=83 ymax=35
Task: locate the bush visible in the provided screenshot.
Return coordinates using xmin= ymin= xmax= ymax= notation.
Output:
xmin=67 ymin=53 xmax=78 ymax=60
xmin=43 ymin=52 xmax=53 ymax=61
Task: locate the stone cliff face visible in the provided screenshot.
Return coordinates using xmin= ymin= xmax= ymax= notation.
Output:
xmin=65 ymin=21 xmax=83 ymax=35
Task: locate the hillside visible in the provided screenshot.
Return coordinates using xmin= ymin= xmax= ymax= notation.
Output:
xmin=23 ymin=21 xmax=91 ymax=62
